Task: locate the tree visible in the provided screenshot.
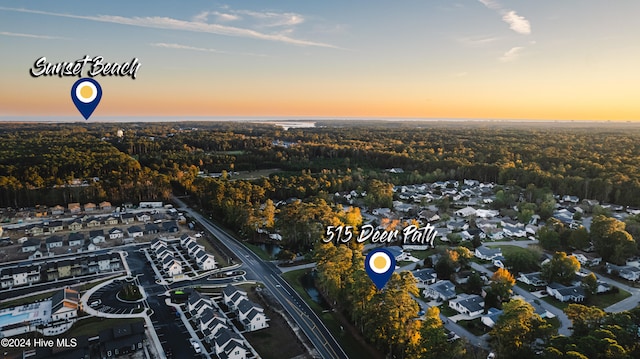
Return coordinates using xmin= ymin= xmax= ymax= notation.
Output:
xmin=490 ymin=268 xmax=516 ymax=302
xmin=564 ymin=304 xmax=606 ymax=336
xmin=409 ymin=306 xmax=464 ymax=359
xmin=610 ymin=230 xmax=637 ymax=265
xmin=590 ymin=215 xmax=626 ymax=260
xmin=569 ymin=227 xmax=590 ymax=250
xmin=504 ymin=247 xmax=541 ymax=273
xmin=581 ymin=272 xmax=598 ymax=297
xmin=365 ymin=179 xmax=393 ymax=209
xmin=538 ymin=225 xmax=561 ymax=251
xmin=466 ymin=272 xmax=484 ymax=295
xmin=541 ymin=252 xmax=580 ymax=285
xmin=276 ymin=249 xmax=296 ymax=263
xmin=490 ymin=298 xmax=553 ymax=359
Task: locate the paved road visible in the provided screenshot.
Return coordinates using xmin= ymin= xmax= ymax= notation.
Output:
xmin=173 ymin=196 xmax=347 ymax=359
xmin=470 ymin=262 xmax=573 ymax=336
xmin=581 ymin=269 xmax=640 ymax=312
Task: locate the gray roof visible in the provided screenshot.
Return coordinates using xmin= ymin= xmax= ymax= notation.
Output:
xmin=453 ymin=294 xmax=484 ymax=313
xmin=428 ymin=280 xmax=456 ymax=299
xmin=413 ymin=268 xmax=437 ymax=281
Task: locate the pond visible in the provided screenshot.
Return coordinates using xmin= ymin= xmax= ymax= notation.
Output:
xmin=300 ymin=271 xmax=331 ymax=310
xmin=255 ymin=242 xmax=282 ymax=257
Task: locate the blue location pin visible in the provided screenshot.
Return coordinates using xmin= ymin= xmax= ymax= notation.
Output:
xmin=71 ymin=78 xmax=102 ymax=120
xmin=365 ymin=248 xmax=396 ymax=290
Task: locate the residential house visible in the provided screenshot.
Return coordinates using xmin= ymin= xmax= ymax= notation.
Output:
xmin=162 ymin=256 xmax=182 ymax=277
xmin=144 ymin=223 xmax=160 ymax=235
xmin=136 ymin=212 xmax=151 ymax=222
xmin=492 ymin=255 xmax=506 ymax=269
xmin=68 ymin=203 xmax=81 ymax=214
xmin=108 ymin=228 xmax=124 ymax=240
xmin=22 ymin=238 xmax=41 ymax=252
xmin=213 ymin=328 xmax=247 ymax=359
xmin=84 ymin=202 xmax=96 ymax=212
xmin=180 ymin=234 xmax=194 ymax=247
xmin=455 ymin=207 xmax=477 ymax=218
xmin=202 ymin=313 xmax=228 ymax=342
xmin=517 ymin=272 xmax=547 ymax=287
xmin=162 ymin=221 xmax=179 ymax=233
xmin=188 ymin=291 xmax=213 ymax=315
xmin=89 ymin=229 xmax=105 ymax=243
xmin=103 ymin=216 xmax=119 ymax=226
xmin=605 ymin=263 xmax=640 ymax=282
xmin=99 ymin=201 xmax=112 ymax=211
xmin=500 ymin=218 xmax=523 ymax=228
xmin=386 ymin=246 xmax=411 ymax=262
xmin=99 ymin=322 xmax=145 ymax=359
xmin=412 ymin=268 xmax=438 ymax=288
xmin=51 ymin=288 xmax=80 ymax=321
xmin=449 ymin=294 xmax=484 ymax=317
xmin=502 ymin=225 xmax=526 ymax=238
xmin=26 ymin=224 xmax=44 ymax=236
xmin=423 ymin=280 xmax=457 ymax=301
xmin=474 ymin=246 xmax=502 ymax=261
xmin=68 ymin=233 xmax=85 ymax=247
xmin=67 ymin=219 xmax=83 ymax=231
xmin=45 ymin=235 xmax=64 ymax=250
xmin=194 ymin=250 xmax=217 ymax=271
xmin=446 ymin=220 xmax=469 ymax=232
xmin=120 ymin=213 xmax=135 ymax=224
xmin=546 ymin=282 xmax=586 ymax=302
xmin=237 ymin=299 xmax=269 ymax=332
xmin=481 ymin=308 xmax=503 ymax=328
xmin=223 ymin=284 xmax=248 ymax=311
xmin=46 ymin=220 xmax=64 ymax=233
xmin=127 ymin=226 xmax=144 ymax=238
xmin=51 ymin=205 xmax=65 ymax=215
xmin=85 ymin=217 xmax=101 ymax=228
xmin=56 ymin=260 xmax=73 ymax=279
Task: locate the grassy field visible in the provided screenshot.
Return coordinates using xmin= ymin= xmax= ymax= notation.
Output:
xmin=244 ymin=243 xmax=273 ymax=261
xmin=0 ymin=291 xmax=56 ymax=310
xmin=282 ymin=269 xmax=383 ymax=359
xmin=587 ymin=287 xmax=631 ymax=308
xmin=232 ymin=168 xmax=281 ymax=180
xmin=67 ymin=317 xmax=144 ymax=337
xmin=487 ymin=244 xmax=536 ymax=258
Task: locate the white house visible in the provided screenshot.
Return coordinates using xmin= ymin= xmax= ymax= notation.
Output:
xmin=195 ymin=250 xmax=217 ymax=271
xmin=481 ymin=308 xmax=503 ymax=328
xmin=237 ymin=299 xmax=269 ymax=332
xmin=455 ymin=207 xmax=477 ymax=218
xmin=108 ymin=228 xmax=124 ymax=240
xmin=474 ymin=246 xmax=502 ymax=261
xmin=127 ymin=226 xmax=144 ymax=238
xmin=162 ymin=256 xmax=182 ymax=277
xmin=223 ymin=285 xmax=248 ymax=311
xmin=448 ymin=294 xmax=484 ymax=317
xmin=213 ymin=328 xmax=247 ymax=359
xmin=546 ymin=283 xmax=585 ymax=302
xmin=423 ymin=280 xmax=457 ymax=301
xmin=517 ymin=272 xmax=547 ymax=287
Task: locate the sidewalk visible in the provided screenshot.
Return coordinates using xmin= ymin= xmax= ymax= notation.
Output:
xmin=81 ymin=276 xmax=166 ymax=359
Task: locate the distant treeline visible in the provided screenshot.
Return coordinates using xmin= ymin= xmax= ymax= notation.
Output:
xmin=1 ymin=121 xmax=640 ymax=208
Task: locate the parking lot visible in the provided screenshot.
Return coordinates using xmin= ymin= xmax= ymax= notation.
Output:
xmin=88 ymin=279 xmax=143 ymax=315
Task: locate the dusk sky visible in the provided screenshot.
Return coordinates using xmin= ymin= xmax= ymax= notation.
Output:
xmin=1 ymin=1 xmax=639 ymax=120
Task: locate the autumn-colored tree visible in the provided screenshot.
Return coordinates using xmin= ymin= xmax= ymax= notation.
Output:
xmin=541 ymin=252 xmax=580 ymax=285
xmin=490 ymin=268 xmax=516 ymax=302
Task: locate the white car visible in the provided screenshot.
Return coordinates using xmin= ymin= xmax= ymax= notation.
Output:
xmin=189 ymin=338 xmax=201 ymax=354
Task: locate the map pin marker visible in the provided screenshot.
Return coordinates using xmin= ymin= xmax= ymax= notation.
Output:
xmin=365 ymin=248 xmax=396 ymax=290
xmin=71 ymin=78 xmax=102 ymax=120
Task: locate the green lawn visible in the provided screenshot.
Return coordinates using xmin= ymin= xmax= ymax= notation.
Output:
xmin=541 ymin=296 xmax=570 ymax=311
xmin=281 ymin=269 xmax=382 ymax=359
xmin=244 ymin=242 xmax=273 ymax=261
xmin=587 ymin=287 xmax=631 ymax=308
xmin=0 ymin=291 xmax=56 ymax=310
xmin=458 ymin=318 xmax=489 ymax=336
xmin=66 ymin=317 xmax=144 ymax=337
xmin=438 ymin=303 xmax=459 ymax=318
xmin=487 ymin=244 xmax=534 ymax=257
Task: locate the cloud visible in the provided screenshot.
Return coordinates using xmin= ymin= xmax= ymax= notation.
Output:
xmin=0 ymin=31 xmax=66 ymax=40
xmin=0 ymin=7 xmax=336 ymax=48
xmin=502 ymin=11 xmax=531 ymax=35
xmin=232 ymin=9 xmax=304 ymax=27
xmin=458 ymin=35 xmax=499 ymax=47
xmin=477 ymin=0 xmax=531 ymax=35
xmin=150 ymin=42 xmax=268 ymax=57
xmin=500 ymin=46 xmax=524 ymax=62
xmin=193 ymin=11 xmax=240 ymax=23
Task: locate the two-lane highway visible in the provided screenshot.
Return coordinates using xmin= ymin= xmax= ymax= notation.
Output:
xmin=173 ymin=197 xmax=347 ymax=359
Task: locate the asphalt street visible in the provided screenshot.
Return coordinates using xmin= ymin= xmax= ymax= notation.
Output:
xmin=173 ymin=196 xmax=348 ymax=359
